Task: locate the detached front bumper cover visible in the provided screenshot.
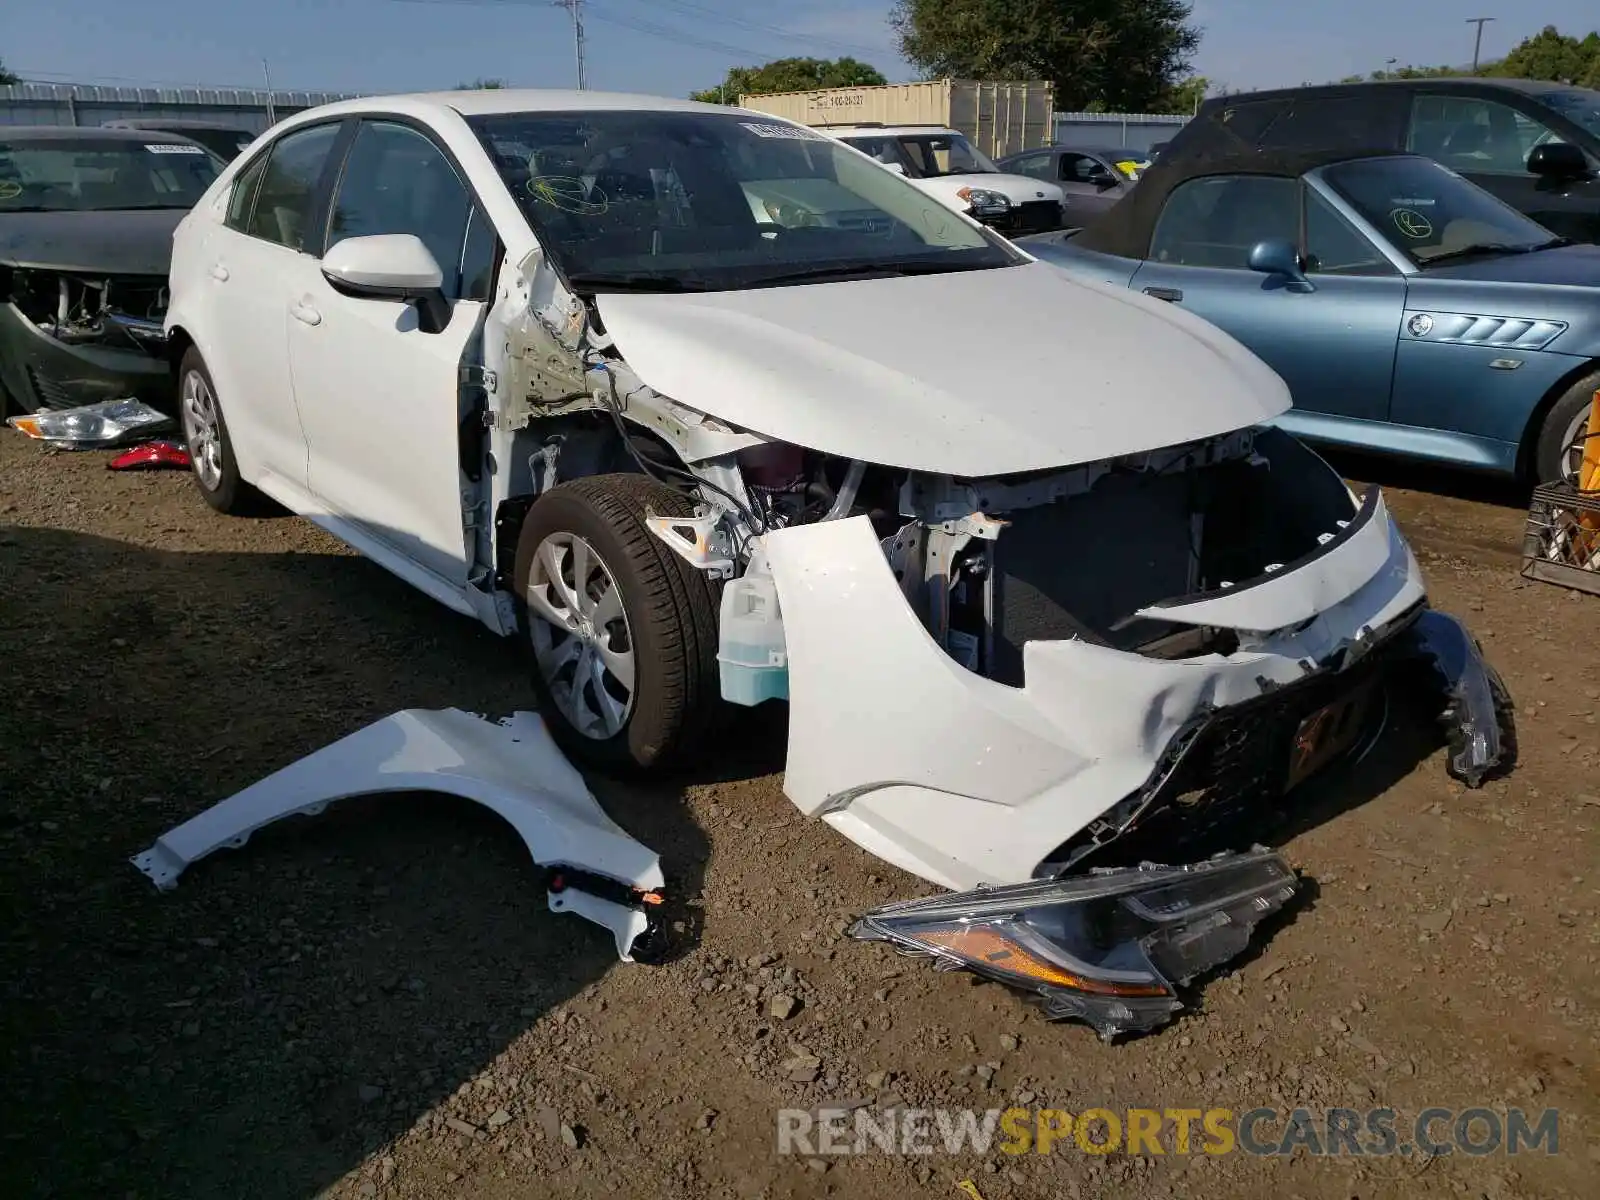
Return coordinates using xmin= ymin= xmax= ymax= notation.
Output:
xmin=850 ymin=848 xmax=1298 ymax=1040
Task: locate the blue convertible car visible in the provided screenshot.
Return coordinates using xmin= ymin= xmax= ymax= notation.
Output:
xmin=1019 ymin=148 xmax=1600 ymax=482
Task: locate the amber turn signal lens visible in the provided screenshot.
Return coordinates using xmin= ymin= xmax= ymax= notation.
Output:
xmin=915 ymin=925 xmax=1171 ymax=998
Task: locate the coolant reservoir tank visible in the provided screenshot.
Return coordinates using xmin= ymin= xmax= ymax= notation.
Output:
xmin=717 ymin=570 xmax=789 ymax=706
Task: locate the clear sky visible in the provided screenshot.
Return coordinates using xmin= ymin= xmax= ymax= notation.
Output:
xmin=3 ymin=1 xmax=1596 ymax=102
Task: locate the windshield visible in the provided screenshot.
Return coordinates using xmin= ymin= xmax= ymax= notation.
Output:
xmin=898 ymin=132 xmax=998 ymax=177
xmin=1320 ymin=155 xmax=1556 ymax=266
xmin=467 ymin=111 xmax=1021 ymax=292
xmin=0 ymin=138 xmax=220 ymax=212
xmin=1537 ymin=87 xmax=1600 ymax=140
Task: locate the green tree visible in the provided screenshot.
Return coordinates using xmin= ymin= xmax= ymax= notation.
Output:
xmin=1497 ymin=25 xmax=1599 ymax=85
xmin=0 ymin=59 xmax=19 ymax=86
xmin=890 ymin=0 xmax=1199 ymax=113
xmin=1158 ymin=74 xmax=1208 ymax=113
xmin=454 ymin=78 xmax=507 ymax=89
xmin=691 ymin=57 xmax=887 ymax=104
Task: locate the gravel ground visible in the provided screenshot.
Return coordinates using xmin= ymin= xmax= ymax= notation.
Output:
xmin=1 ymin=432 xmax=1596 ymax=1200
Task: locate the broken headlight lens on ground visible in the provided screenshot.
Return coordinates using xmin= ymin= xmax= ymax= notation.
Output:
xmin=850 ymin=849 xmax=1298 ymax=1040
xmin=7 ymin=398 xmax=172 ymax=449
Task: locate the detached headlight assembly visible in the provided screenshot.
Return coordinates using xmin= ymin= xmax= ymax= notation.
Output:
xmin=7 ymin=398 xmax=172 ymax=449
xmin=955 ymin=186 xmax=1011 ymax=217
xmin=850 ymin=849 xmax=1298 ymax=1039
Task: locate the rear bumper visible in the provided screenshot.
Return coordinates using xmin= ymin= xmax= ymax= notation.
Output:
xmin=0 ymin=302 xmax=172 ymax=414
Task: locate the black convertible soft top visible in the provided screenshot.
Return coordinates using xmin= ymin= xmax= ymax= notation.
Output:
xmin=1073 ymin=145 xmax=1412 ymax=261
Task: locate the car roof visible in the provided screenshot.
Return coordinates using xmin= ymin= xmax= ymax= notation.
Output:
xmin=103 ymin=118 xmax=253 ymax=132
xmin=0 ymin=125 xmax=207 ymax=145
xmin=288 ymin=88 xmax=733 ymax=125
xmin=822 ymin=125 xmax=960 ymax=138
xmin=1029 ymin=145 xmax=1147 ymax=159
xmin=1204 ymin=76 xmax=1588 ymax=106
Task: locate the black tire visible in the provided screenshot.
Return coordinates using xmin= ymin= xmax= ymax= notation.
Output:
xmin=513 ymin=474 xmax=722 ymax=774
xmin=177 ymin=347 xmax=264 ymax=515
xmin=1532 ymin=369 xmax=1600 ymax=484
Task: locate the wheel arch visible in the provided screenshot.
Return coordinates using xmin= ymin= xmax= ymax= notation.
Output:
xmin=165 ymin=323 xmax=196 ymax=378
xmin=1514 ymin=356 xmax=1600 ymax=479
xmin=492 ymin=412 xmax=696 ymax=590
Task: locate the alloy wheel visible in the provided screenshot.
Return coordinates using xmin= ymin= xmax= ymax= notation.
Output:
xmin=181 ymin=369 xmax=223 ymax=491
xmin=525 ymin=531 xmax=637 ymax=739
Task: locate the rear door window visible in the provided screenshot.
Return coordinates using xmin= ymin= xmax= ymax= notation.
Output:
xmin=225 ymin=152 xmax=268 ymax=231
xmin=1255 ymin=94 xmax=1406 ymax=151
xmin=244 ymin=122 xmax=342 ymax=251
xmin=1408 ymin=94 xmax=1569 ymax=174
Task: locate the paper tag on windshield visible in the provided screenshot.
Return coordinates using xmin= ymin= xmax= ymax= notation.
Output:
xmin=740 ymin=122 xmax=825 ymax=141
xmin=146 ymin=143 xmax=206 ymax=154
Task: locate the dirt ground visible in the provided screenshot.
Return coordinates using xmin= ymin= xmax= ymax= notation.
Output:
xmin=1 ymin=431 xmax=1595 ymax=1200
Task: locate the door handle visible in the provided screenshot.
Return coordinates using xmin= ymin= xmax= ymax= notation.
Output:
xmin=1142 ymin=286 xmax=1183 ymax=302
xmin=210 ymin=264 xmax=229 ymax=282
xmin=290 ymin=300 xmax=322 ymax=327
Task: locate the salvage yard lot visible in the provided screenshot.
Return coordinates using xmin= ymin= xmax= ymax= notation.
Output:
xmin=1 ymin=431 xmax=1596 ymax=1200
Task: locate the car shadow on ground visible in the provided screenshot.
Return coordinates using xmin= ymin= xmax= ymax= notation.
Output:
xmin=0 ymin=525 xmax=712 ymax=1200
xmin=1326 ymin=446 xmax=1532 ymax=509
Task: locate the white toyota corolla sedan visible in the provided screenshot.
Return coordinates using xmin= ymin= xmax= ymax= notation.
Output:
xmin=164 ymin=89 xmax=1511 ymax=925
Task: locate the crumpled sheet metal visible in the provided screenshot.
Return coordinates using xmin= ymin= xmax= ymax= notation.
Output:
xmin=130 ymin=709 xmax=665 ymax=960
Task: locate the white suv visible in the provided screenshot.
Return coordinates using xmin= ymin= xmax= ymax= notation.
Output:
xmin=163 ymin=89 xmax=1507 ymax=897
xmin=820 ymin=123 xmax=1067 ymax=235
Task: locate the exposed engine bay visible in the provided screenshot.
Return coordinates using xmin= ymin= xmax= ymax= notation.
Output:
xmin=6 ymin=266 xmax=171 ymax=355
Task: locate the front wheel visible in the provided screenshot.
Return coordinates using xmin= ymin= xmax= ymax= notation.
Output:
xmin=513 ymin=474 xmax=722 ymax=774
xmin=1533 ymin=370 xmax=1600 ymax=484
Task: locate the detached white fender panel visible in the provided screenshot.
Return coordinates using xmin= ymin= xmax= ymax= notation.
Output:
xmin=763 ymin=512 xmax=1425 ymax=892
xmin=130 ymin=709 xmax=664 ymax=961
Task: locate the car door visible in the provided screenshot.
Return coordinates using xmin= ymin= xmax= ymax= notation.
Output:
xmin=1128 ymin=174 xmax=1405 ymax=426
xmin=1056 ymin=153 xmax=1127 ymax=226
xmin=284 ymin=116 xmax=498 ymax=587
xmin=1407 ymin=92 xmax=1600 ymax=242
xmin=199 ymin=121 xmax=344 ymax=492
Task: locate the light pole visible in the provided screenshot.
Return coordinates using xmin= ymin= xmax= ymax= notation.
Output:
xmin=553 ymin=0 xmax=586 ymax=90
xmin=1466 ymin=17 xmax=1495 ymax=72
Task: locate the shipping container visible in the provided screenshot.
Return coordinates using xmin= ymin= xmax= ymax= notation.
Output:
xmin=736 ymin=79 xmax=1055 ymax=160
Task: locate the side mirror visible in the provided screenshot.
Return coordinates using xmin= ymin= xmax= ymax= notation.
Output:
xmin=1527 ymin=141 xmax=1590 ymax=180
xmin=1089 ymin=168 xmax=1118 ymax=189
xmin=322 ymin=234 xmax=451 ymax=333
xmin=1248 ymin=238 xmax=1313 ymax=290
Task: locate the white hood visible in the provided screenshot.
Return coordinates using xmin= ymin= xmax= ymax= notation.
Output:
xmin=596 ymin=262 xmax=1292 ymax=476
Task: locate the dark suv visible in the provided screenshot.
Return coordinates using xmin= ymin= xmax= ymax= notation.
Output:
xmin=1166 ymin=79 xmax=1600 ymax=243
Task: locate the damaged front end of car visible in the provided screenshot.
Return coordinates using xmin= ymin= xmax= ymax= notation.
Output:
xmin=0 ymin=264 xmax=172 ymax=413
xmin=474 ymin=249 xmax=1514 ymax=1035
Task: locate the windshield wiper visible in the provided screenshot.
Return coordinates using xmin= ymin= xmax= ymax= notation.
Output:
xmin=1419 ymin=241 xmax=1554 ymax=267
xmin=744 ymin=260 xmax=1002 ymax=288
xmin=564 ymin=272 xmax=712 ymax=294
